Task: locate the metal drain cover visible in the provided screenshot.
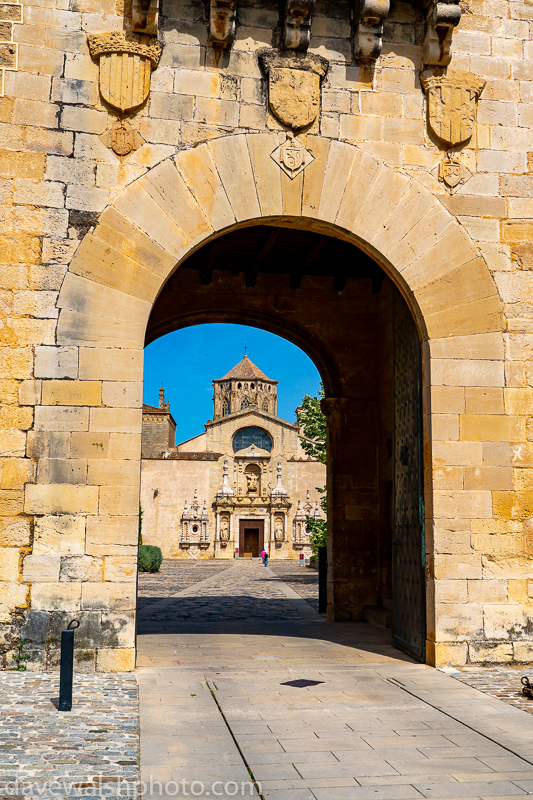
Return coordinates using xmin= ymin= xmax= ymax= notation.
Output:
xmin=281 ymin=679 xmax=325 ymax=688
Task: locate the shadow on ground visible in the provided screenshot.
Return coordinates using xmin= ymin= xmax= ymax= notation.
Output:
xmin=136 ymin=600 xmax=414 ymax=664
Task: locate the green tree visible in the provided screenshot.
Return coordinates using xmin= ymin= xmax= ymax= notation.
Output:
xmin=298 ymin=384 xmax=327 ymax=551
xmin=298 ymin=383 xmax=326 ymax=464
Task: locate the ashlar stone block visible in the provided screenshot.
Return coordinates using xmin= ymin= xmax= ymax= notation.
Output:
xmin=60 ymin=555 xmax=102 ymax=582
xmin=0 ymin=582 xmax=28 ymax=623
xmin=41 ymin=380 xmax=102 ymax=407
xmin=34 ymin=406 xmax=89 ymax=432
xmin=79 ymin=347 xmax=144 ymax=382
xmin=0 ymin=517 xmax=31 ymax=547
xmin=87 ymin=459 xmax=140 ymax=486
xmin=31 ymin=582 xmax=82 ymax=612
xmin=484 ymin=604 xmax=533 ymax=640
xmin=24 ymin=484 xmax=98 ymax=515
xmin=460 ymin=414 xmax=526 ymax=442
xmin=98 ymin=485 xmax=139 ymax=516
xmin=81 ymin=582 xmax=136 ymax=611
xmin=96 ymin=647 xmax=135 ymax=672
xmin=469 ymin=642 xmax=514 ymax=662
xmin=33 ymin=515 xmax=86 ymax=556
xmin=103 ymin=555 xmax=136 ymax=581
xmin=22 ymin=554 xmax=60 ymax=582
xmin=86 ymin=515 xmax=138 ymax=555
xmin=0 ymin=547 xmax=20 ymax=581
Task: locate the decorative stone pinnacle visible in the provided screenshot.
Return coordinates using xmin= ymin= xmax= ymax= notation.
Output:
xmin=217 ymin=460 xmax=235 ymax=497
xmin=271 ymin=462 xmax=288 ymax=498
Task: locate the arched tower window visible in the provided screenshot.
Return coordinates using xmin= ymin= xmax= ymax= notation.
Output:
xmin=262 ymin=399 xmax=269 ymax=412
xmin=241 ymin=397 xmax=249 ymax=410
xmin=222 ymin=398 xmax=230 ymax=416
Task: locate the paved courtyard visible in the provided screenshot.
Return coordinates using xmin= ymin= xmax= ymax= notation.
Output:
xmin=4 ymin=560 xmax=533 ymax=798
xmin=137 ymin=560 xmax=533 ymax=799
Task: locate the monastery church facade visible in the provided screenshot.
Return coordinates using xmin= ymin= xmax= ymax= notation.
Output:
xmin=140 ymin=355 xmax=325 ymax=559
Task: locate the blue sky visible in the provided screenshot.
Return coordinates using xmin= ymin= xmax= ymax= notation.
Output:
xmin=144 ymin=323 xmax=322 ymax=444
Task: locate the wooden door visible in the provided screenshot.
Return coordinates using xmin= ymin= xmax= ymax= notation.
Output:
xmin=239 ymin=520 xmax=264 ymax=557
xmin=392 ymin=293 xmax=426 ymax=662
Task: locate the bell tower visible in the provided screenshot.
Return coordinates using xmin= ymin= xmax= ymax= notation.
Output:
xmin=212 ymin=354 xmax=278 ymax=420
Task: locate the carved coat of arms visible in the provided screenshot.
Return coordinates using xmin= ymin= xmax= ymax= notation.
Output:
xmin=259 ymin=52 xmax=328 ymax=131
xmin=434 ymin=153 xmax=472 ymax=194
xmin=100 ymin=119 xmax=145 ymax=157
xmin=421 ymin=69 xmax=486 ymax=147
xmin=88 ymin=31 xmax=162 ymax=113
xmin=271 ymin=133 xmax=314 ymax=179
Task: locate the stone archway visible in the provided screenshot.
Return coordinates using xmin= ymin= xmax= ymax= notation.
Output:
xmin=24 ymin=133 xmax=504 ymax=671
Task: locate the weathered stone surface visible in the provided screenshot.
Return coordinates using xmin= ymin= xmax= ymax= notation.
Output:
xmin=0 ymin=548 xmax=20 ymax=581
xmin=0 ymin=582 xmax=28 ymax=623
xmin=22 ymin=554 xmax=60 ymax=582
xmin=25 ymin=484 xmax=98 ymax=515
xmin=41 ymin=380 xmax=102 ymax=407
xmin=31 ymin=582 xmax=82 ymax=611
xmin=86 ymin=515 xmax=138 ymax=555
xmin=421 ymin=69 xmax=486 ymax=147
xmin=33 ymin=515 xmax=86 ymax=555
xmin=96 ymin=647 xmax=135 ymax=672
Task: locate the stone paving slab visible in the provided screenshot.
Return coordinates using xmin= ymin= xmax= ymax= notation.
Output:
xmin=267 ymin=563 xmax=319 ymax=611
xmin=449 ymin=667 xmax=533 ymax=717
xmin=0 ymin=672 xmax=139 ymax=799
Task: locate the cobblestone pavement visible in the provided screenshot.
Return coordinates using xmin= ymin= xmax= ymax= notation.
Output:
xmin=449 ymin=666 xmax=533 ymax=716
xmin=137 ymin=561 xmax=306 ymax=633
xmin=138 ymin=561 xmax=533 ymax=799
xmin=268 ymin=562 xmax=319 ymax=611
xmin=0 ymin=672 xmax=139 ymax=799
xmin=137 ymin=559 xmax=233 ymax=611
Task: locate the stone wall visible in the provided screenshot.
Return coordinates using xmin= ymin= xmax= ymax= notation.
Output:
xmin=1 ymin=0 xmax=533 ymax=669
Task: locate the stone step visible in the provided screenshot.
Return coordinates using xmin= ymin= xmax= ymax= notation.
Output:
xmin=364 ymin=606 xmax=392 ymax=629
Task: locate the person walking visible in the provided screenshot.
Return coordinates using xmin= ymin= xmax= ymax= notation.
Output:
xmin=261 ymin=550 xmax=268 ymax=567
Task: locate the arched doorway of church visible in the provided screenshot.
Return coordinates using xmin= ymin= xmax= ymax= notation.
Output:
xmin=139 ymin=224 xmax=427 ymax=663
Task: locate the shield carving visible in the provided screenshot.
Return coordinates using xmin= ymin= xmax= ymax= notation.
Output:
xmin=281 ymin=144 xmax=303 ymax=171
xmin=88 ymin=31 xmax=161 ymax=114
xmin=421 ymin=69 xmax=485 ymax=147
xmin=439 ymin=156 xmax=462 ymax=188
xmin=100 ymin=118 xmax=145 ymax=157
xmin=269 ymin=68 xmax=320 ymax=130
xmin=259 ymin=51 xmax=328 ymax=131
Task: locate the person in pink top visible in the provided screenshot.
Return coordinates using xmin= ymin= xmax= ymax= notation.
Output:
xmin=261 ymin=550 xmax=268 ymax=567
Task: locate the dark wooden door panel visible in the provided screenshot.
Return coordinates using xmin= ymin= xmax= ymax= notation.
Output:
xmin=392 ymin=294 xmax=426 ymax=662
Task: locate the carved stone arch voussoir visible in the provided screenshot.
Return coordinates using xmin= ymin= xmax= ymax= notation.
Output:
xmin=57 ymin=132 xmax=504 ymax=352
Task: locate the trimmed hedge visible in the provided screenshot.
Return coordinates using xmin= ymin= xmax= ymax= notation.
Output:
xmin=138 ymin=544 xmax=163 ymax=573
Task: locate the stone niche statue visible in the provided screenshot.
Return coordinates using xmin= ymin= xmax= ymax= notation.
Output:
xmin=274 ymin=516 xmax=284 ymax=542
xmin=246 ymin=473 xmax=258 ymax=492
xmin=245 ymin=465 xmax=261 ymax=495
xmin=220 ymin=516 xmax=230 ymax=546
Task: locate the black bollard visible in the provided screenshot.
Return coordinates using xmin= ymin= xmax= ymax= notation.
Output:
xmin=318 ymin=546 xmax=327 ymax=614
xmin=59 ymin=619 xmax=79 ymax=712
